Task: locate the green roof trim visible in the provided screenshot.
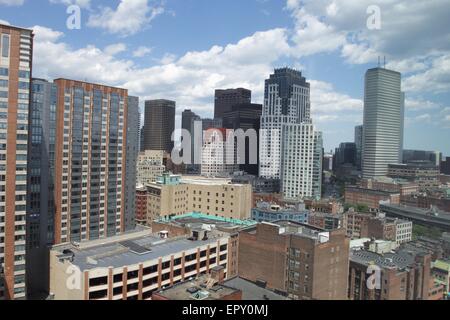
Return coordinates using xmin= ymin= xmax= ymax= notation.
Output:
xmin=157 ymin=212 xmax=257 ymax=227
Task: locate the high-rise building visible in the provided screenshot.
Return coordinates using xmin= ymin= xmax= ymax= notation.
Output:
xmin=281 ymin=123 xmax=322 ymax=200
xmin=124 ymin=96 xmax=139 ymax=231
xmin=181 ymin=109 xmax=200 ymax=167
xmin=51 ymin=78 xmax=129 ymax=243
xmin=442 ymin=157 xmax=450 ymax=175
xmin=334 ymin=142 xmax=357 ymax=170
xmin=259 ymin=68 xmax=311 ymax=179
xmin=403 ymin=149 xmax=442 ymax=166
xmin=354 ymin=125 xmax=363 ymax=169
xmin=143 ymin=99 xmax=175 ymax=153
xmin=0 ymin=24 xmax=33 ymax=300
xmin=201 ymin=128 xmax=238 ymax=177
xmin=27 ymin=79 xmax=57 ymax=299
xmin=362 ymin=68 xmax=404 ymax=179
xmin=214 ymin=88 xmax=251 ymax=119
xmin=223 ymin=103 xmax=262 ymax=175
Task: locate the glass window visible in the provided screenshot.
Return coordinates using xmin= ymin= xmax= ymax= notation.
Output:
xmin=0 ymin=67 xmax=8 ymax=76
xmin=2 ymin=34 xmax=10 ymax=58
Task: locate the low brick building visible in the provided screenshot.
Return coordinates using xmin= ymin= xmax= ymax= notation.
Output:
xmin=135 ymin=186 xmax=148 ymax=225
xmin=238 ymin=221 xmax=350 ymax=300
xmin=348 ymin=247 xmax=432 ymax=300
xmin=345 ymin=186 xmax=400 ymax=210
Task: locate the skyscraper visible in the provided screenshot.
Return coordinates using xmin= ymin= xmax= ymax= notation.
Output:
xmin=223 ymin=103 xmax=262 ymax=175
xmin=0 ymin=24 xmax=33 ymax=300
xmin=124 ymin=96 xmax=139 ymax=231
xmin=259 ymin=68 xmax=311 ymax=179
xmin=362 ymin=68 xmax=404 ymax=179
xmin=52 ymin=79 xmax=129 ymax=243
xmin=143 ymin=99 xmax=175 ymax=153
xmin=181 ymin=109 xmax=200 ymax=166
xmin=214 ymin=88 xmax=251 ymax=119
xmin=354 ymin=125 xmax=363 ymax=170
xmin=281 ymin=123 xmax=322 ymax=199
xmin=27 ymin=78 xmax=57 ymax=299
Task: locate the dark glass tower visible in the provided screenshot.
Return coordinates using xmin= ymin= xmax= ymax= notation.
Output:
xmin=214 ymin=88 xmax=251 ymax=119
xmin=143 ymin=99 xmax=176 ymax=153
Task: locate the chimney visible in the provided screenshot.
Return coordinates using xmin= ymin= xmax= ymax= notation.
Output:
xmin=210 ymin=266 xmax=225 ymax=284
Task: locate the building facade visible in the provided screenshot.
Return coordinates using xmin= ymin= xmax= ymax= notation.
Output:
xmin=344 ymin=186 xmax=400 ymax=210
xmin=251 ymin=202 xmax=309 ymax=224
xmin=49 ymin=228 xmax=235 ymax=300
xmin=146 ymin=174 xmax=252 ymax=224
xmin=143 ymin=99 xmax=175 ymax=153
xmin=136 ymin=150 xmax=165 ymax=186
xmin=387 ymin=163 xmax=440 ymax=190
xmin=354 ymin=125 xmax=363 ymax=170
xmin=0 ymin=24 xmax=33 ymax=300
xmin=201 ymin=128 xmax=238 ymax=177
xmin=362 ymin=68 xmax=404 ymax=179
xmin=259 ymin=68 xmax=311 ymax=179
xmin=238 ymin=221 xmax=350 ymax=300
xmin=124 ymin=96 xmax=139 ymax=232
xmin=214 ymin=88 xmax=251 ymax=119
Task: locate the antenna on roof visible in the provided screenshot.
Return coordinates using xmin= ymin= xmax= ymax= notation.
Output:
xmin=384 ymin=56 xmax=386 ymax=69
xmin=378 ymin=56 xmax=380 ymax=68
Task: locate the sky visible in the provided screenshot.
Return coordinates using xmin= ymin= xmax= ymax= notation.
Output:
xmin=1 ymin=0 xmax=449 ymax=156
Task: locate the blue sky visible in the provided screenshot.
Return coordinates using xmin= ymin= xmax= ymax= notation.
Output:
xmin=1 ymin=0 xmax=449 ymax=156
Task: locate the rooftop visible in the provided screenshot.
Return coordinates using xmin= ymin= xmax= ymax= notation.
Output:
xmin=156 ymin=212 xmax=258 ymax=229
xmin=153 ymin=275 xmax=240 ymax=300
xmin=52 ymin=227 xmax=229 ymax=271
xmin=223 ymin=277 xmax=289 ymax=300
xmin=350 ymin=248 xmax=419 ymax=270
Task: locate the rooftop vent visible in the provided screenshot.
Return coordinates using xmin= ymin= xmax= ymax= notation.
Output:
xmin=186 ymin=287 xmax=199 ymax=294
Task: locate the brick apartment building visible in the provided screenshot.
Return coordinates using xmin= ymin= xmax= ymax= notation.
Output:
xmin=308 ymin=212 xmax=342 ymax=230
xmin=238 ymin=221 xmax=350 ymax=300
xmin=135 ymin=186 xmax=148 ymax=225
xmin=361 ymin=178 xmax=419 ymax=196
xmin=345 ymin=186 xmax=400 ymax=210
xmin=348 ymin=247 xmax=432 ymax=300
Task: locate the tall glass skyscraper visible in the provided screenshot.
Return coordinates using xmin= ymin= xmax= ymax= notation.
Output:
xmin=259 ymin=68 xmax=311 ymax=179
xmin=259 ymin=68 xmax=322 ymax=200
xmin=362 ymin=68 xmax=405 ymax=179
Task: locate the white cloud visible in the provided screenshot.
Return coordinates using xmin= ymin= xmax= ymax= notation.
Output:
xmin=49 ymin=0 xmax=91 ymax=9
xmin=104 ymin=43 xmax=127 ymax=56
xmin=0 ymin=19 xmax=10 ymax=25
xmin=0 ymin=0 xmax=24 ymax=6
xmin=133 ymin=46 xmax=152 ymax=58
xmin=403 ymin=54 xmax=450 ymax=93
xmin=87 ymin=0 xmax=165 ymax=36
xmin=404 ymin=99 xmax=439 ymax=111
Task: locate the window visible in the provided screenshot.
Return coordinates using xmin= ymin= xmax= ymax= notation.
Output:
xmin=0 ymin=67 xmax=8 ymax=76
xmin=2 ymin=35 xmax=10 ymax=58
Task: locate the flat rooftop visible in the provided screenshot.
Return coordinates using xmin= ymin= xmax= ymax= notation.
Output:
xmin=181 ymin=175 xmax=244 ymax=186
xmin=223 ymin=278 xmax=288 ymax=300
xmin=156 ymin=212 xmax=257 ymax=228
xmin=350 ymin=249 xmax=417 ymax=270
xmin=52 ymin=228 xmax=228 ymax=271
xmin=153 ymin=275 xmax=240 ymax=300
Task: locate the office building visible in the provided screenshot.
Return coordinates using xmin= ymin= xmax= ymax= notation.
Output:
xmin=403 ymin=149 xmax=442 ymax=166
xmin=334 ymin=142 xmax=357 ymax=170
xmin=354 ymin=125 xmax=363 ymax=169
xmin=441 ymin=157 xmax=450 ymax=175
xmin=0 ymin=24 xmax=33 ymax=300
xmin=136 ymin=150 xmax=165 ymax=186
xmin=124 ymin=96 xmax=140 ymax=231
xmin=387 ymin=163 xmax=440 ymax=190
xmin=181 ymin=109 xmax=200 ymax=168
xmin=222 ymin=103 xmax=262 ymax=175
xmin=214 ymin=88 xmax=251 ymax=119
xmin=362 ymin=68 xmax=404 ymax=179
xmin=143 ymin=99 xmax=175 ymax=153
xmin=239 ymin=221 xmax=350 ymax=300
xmin=146 ymin=174 xmax=252 ymax=224
xmin=49 ymin=226 xmax=235 ymax=300
xmin=259 ymin=68 xmax=311 ymax=179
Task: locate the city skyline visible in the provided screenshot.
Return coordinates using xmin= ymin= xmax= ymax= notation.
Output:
xmin=0 ymin=0 xmax=449 ymax=155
